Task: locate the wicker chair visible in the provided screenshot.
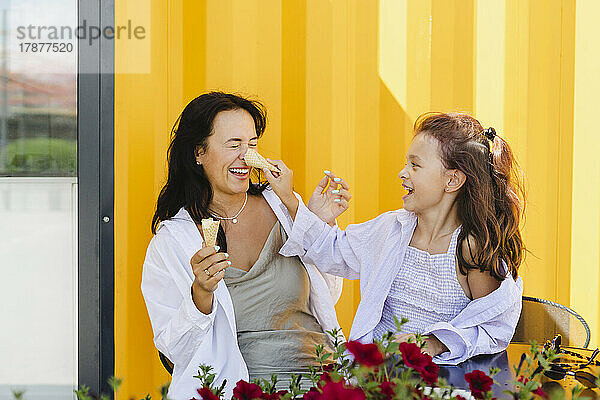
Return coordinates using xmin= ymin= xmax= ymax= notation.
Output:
xmin=512 ymin=296 xmax=591 ymax=348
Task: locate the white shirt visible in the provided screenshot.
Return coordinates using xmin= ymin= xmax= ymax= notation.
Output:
xmin=279 ymin=200 xmax=523 ymax=365
xmin=141 ymin=188 xmax=343 ymax=400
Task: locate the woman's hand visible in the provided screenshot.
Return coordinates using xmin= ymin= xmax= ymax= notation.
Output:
xmin=393 ymin=333 xmax=449 ymax=357
xmin=262 ymin=159 xmax=299 ymax=218
xmin=307 ymin=171 xmax=351 ymax=226
xmin=190 ymin=244 xmax=231 ymax=313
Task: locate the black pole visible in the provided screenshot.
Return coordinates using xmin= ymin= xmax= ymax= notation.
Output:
xmin=78 ymin=0 xmax=114 ymax=396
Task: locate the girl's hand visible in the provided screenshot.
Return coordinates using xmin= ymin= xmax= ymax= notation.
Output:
xmin=262 ymin=159 xmax=299 ymax=217
xmin=393 ymin=333 xmax=449 ymax=357
xmin=307 ymin=171 xmax=351 ymax=226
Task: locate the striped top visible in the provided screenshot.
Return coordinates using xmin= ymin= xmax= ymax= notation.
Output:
xmin=373 ymin=226 xmax=471 ymax=339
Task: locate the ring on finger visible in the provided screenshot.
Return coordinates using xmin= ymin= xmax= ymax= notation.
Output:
xmin=204 ymin=269 xmax=211 ymax=276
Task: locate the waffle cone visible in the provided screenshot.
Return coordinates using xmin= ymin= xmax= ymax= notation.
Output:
xmin=201 ymin=218 xmax=220 ymax=247
xmin=244 ymin=148 xmax=279 ymax=172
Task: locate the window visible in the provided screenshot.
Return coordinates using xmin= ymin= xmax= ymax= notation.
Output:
xmin=0 ymin=0 xmax=112 ymax=397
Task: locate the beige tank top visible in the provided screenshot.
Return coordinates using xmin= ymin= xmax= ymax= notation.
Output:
xmin=224 ymin=221 xmax=334 ymax=389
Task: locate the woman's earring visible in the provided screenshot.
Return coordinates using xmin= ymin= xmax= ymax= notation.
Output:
xmin=196 ymin=161 xmax=201 ymax=165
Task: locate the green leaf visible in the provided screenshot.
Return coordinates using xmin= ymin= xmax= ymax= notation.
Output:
xmin=11 ymin=390 xmax=25 ymax=400
xmin=488 ymin=366 xmax=500 ymax=377
xmin=74 ymin=385 xmax=92 ymax=400
xmin=387 ymin=341 xmax=400 ymax=354
xmin=287 ymin=374 xmax=306 ymax=397
xmin=395 ymin=316 xmax=410 ymax=331
xmin=107 ymin=376 xmax=123 ymax=392
xmin=160 ymin=383 xmax=170 ymax=400
xmin=214 ymin=379 xmax=228 ymax=398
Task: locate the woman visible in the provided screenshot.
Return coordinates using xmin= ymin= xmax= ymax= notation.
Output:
xmin=141 ymin=92 xmax=342 ymax=400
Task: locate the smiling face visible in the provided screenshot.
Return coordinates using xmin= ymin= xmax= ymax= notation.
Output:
xmin=195 ymin=109 xmax=258 ymax=198
xmin=398 ymin=133 xmax=450 ymax=213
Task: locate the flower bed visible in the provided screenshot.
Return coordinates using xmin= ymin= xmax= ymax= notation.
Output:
xmin=59 ymin=318 xmax=598 ymax=400
xmin=187 ymin=318 xmax=590 ymax=400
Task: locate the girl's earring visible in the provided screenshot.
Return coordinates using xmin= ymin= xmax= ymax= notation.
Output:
xmin=196 ymin=161 xmax=201 ymax=165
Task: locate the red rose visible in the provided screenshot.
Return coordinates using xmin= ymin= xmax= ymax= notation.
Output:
xmin=379 ymin=381 xmax=395 ymax=399
xmin=464 ymin=370 xmax=494 ymax=399
xmin=303 ymin=387 xmax=321 ymax=400
xmin=532 ymin=386 xmax=547 ymax=398
xmin=397 ymin=342 xmax=430 ymax=372
xmin=260 ymin=390 xmax=288 ymax=400
xmin=420 ymin=359 xmax=439 ymax=385
xmin=196 ymin=387 xmax=220 ymax=400
xmin=233 ymin=380 xmax=263 ymax=400
xmin=319 ymin=371 xmax=334 ymax=387
xmin=345 ymin=341 xmax=384 ymax=367
xmin=320 ymin=381 xmax=366 ymax=400
xmin=322 ymin=363 xmax=336 ymax=372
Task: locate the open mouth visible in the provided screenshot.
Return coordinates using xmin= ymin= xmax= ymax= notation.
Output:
xmin=229 ymin=167 xmax=250 ymax=179
xmin=402 ymin=184 xmax=414 ymax=199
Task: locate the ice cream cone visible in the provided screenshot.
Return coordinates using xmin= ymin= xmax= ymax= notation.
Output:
xmin=201 ymin=218 xmax=220 ymax=247
xmin=244 ymin=148 xmax=279 ymax=172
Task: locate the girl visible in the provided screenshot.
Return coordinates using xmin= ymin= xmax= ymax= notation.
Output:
xmin=264 ymin=112 xmax=524 ymax=364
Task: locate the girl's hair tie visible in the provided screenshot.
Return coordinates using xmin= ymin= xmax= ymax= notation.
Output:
xmin=483 ymin=127 xmax=497 ymax=140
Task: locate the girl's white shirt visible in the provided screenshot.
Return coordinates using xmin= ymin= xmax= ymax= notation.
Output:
xmin=141 ymin=187 xmax=343 ymax=400
xmin=279 ymin=199 xmax=523 ymax=365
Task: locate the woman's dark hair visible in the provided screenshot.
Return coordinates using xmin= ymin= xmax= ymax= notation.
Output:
xmin=414 ymin=112 xmax=525 ymax=280
xmin=151 ymin=92 xmax=269 ymax=251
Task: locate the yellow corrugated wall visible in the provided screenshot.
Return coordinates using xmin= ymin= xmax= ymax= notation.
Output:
xmin=114 ymin=1 xmax=600 ymax=398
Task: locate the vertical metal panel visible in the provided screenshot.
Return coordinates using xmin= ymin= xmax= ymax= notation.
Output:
xmin=78 ymin=0 xmax=114 ymax=396
xmin=100 ymin=0 xmax=115 ymax=394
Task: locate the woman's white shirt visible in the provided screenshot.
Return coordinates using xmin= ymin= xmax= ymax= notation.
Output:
xmin=141 ymin=188 xmax=343 ymax=400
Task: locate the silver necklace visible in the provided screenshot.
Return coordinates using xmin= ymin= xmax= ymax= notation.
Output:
xmin=209 ymin=192 xmax=247 ymax=224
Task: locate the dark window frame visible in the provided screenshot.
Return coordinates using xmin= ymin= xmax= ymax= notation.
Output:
xmin=78 ymin=0 xmax=114 ymax=396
